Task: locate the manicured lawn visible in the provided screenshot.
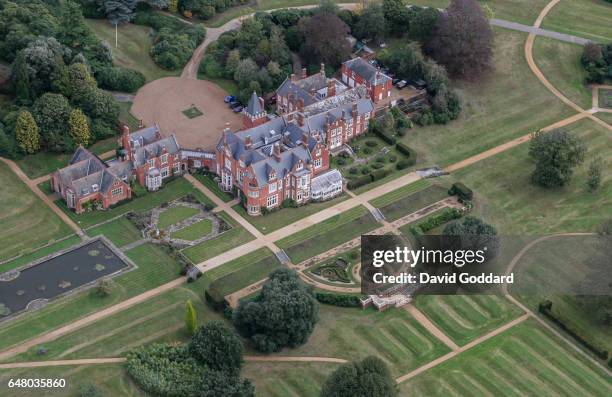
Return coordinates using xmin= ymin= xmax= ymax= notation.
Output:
xmin=244 ymin=362 xmax=340 ymax=397
xmin=0 ymin=163 xmax=73 ymax=262
xmin=85 ymin=19 xmax=179 ymax=82
xmin=414 ymin=295 xmax=524 ymax=346
xmin=542 ymin=0 xmax=612 ymax=43
xmin=171 ymin=219 xmax=213 ymax=240
xmin=452 ymin=118 xmax=611 ymax=234
xmin=270 ymin=306 xmax=451 ymax=377
xmin=275 ymin=206 xmax=380 ymax=264
xmin=37 ymin=180 xmax=53 ymax=195
xmin=86 ymin=216 xmax=142 ymax=247
xmin=182 ymin=212 xmax=255 ymax=264
xmin=118 ymin=102 xmax=140 ymax=131
xmin=307 ymin=247 xmax=360 ymax=287
xmin=533 ymin=37 xmax=592 ymax=109
xmin=401 ymin=29 xmax=574 ymax=168
xmin=232 ymin=193 xmax=349 ymax=234
xmin=399 ymin=318 xmax=612 ymax=396
xmin=0 ymin=243 xmax=182 ymax=353
xmin=182 ymin=105 xmax=204 ymax=119
xmin=369 ymin=179 xmax=431 ymax=208
xmin=58 ymin=177 xmax=215 ymax=229
xmin=192 ymin=173 xmax=234 ymax=202
xmin=207 ymin=248 xmax=281 ymax=296
xmin=596 ymin=112 xmax=612 ymax=125
xmin=157 ymin=206 xmax=200 ymax=229
xmin=510 ymin=234 xmax=611 ymax=354
xmin=0 ymin=235 xmax=81 ymax=274
xmin=599 ymin=89 xmax=612 ymax=109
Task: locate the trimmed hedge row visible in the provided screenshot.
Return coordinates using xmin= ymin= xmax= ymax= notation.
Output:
xmin=315 ymin=292 xmax=362 ymax=307
xmin=346 ymin=169 xmax=393 ymax=190
xmin=539 ymin=300 xmax=609 ymax=360
xmin=409 ymin=207 xmax=463 ymax=236
xmin=205 ymin=287 xmax=228 ymax=311
xmin=372 ymin=128 xmax=396 ymax=145
xmin=448 ymin=182 xmax=473 ymax=201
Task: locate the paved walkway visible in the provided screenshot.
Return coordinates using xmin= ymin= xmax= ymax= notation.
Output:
xmin=491 ymin=18 xmax=590 ymax=45
xmin=404 ymin=304 xmax=460 ymax=351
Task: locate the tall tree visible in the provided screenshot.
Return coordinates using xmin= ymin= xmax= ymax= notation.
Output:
xmin=60 ymin=0 xmax=91 ymax=50
xmin=586 ymin=157 xmax=603 ymax=192
xmin=32 ymin=93 xmax=73 ymax=152
xmin=298 ymin=12 xmax=352 ymax=67
xmin=69 ymin=108 xmax=91 ymax=147
xmin=15 ymin=110 xmax=40 ymax=154
xmin=529 ymin=129 xmax=586 ymax=188
xmin=383 ymin=0 xmax=411 ymax=36
xmin=408 ymin=7 xmax=440 ymax=42
xmin=354 ymin=4 xmax=387 ymax=42
xmin=189 ymin=321 xmax=244 ymax=375
xmin=10 ymin=52 xmax=32 ymax=105
xmin=233 ymin=268 xmax=319 ymax=353
xmin=269 ymin=26 xmax=291 ymax=66
xmin=185 ymin=300 xmax=197 ymax=335
xmin=320 ymin=356 xmax=397 ymax=397
xmin=427 ymin=0 xmax=493 ymax=79
xmin=98 ymin=0 xmax=139 ymax=25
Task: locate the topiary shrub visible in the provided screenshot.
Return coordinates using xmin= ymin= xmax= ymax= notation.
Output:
xmin=363 ymin=147 xmax=373 ymax=155
xmin=361 ymin=166 xmax=370 ymax=174
xmin=365 ymin=140 xmax=378 ymax=147
xmin=448 ymin=182 xmax=473 ymax=201
xmin=371 ymin=162 xmax=384 ymax=169
xmin=349 ymin=167 xmax=358 ymax=174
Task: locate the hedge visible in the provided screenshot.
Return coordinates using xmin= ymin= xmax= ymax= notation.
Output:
xmin=372 ymin=128 xmax=396 ymax=145
xmin=539 ymin=300 xmax=609 ymax=360
xmin=448 ymin=182 xmax=473 ymax=201
xmin=205 ymin=286 xmax=228 ymax=311
xmin=315 ymin=292 xmax=361 ymax=307
xmin=96 ymin=67 xmax=146 ymax=93
xmin=347 ymin=169 xmax=392 ymax=190
xmin=396 ymin=142 xmax=413 ymax=157
xmin=409 ymin=207 xmax=463 ymax=236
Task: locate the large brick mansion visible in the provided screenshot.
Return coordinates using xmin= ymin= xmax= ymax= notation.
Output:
xmin=53 ymin=57 xmax=391 ymax=215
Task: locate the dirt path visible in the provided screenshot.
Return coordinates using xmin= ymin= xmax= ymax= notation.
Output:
xmin=404 ymin=304 xmax=460 ymax=351
xmin=395 ymin=314 xmax=529 ymax=384
xmin=0 ymin=158 xmax=84 ymax=237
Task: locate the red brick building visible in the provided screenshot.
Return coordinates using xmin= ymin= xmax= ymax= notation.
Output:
xmin=341 ymin=57 xmax=392 ymax=103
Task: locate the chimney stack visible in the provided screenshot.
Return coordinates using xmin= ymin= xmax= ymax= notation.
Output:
xmin=290 ymin=73 xmax=296 ymax=82
xmin=298 ymin=112 xmax=305 ymax=127
xmin=259 ymin=97 xmax=265 ymax=111
xmin=138 ymin=119 xmax=144 ymax=128
xmin=297 ymin=98 xmax=304 ymax=111
xmin=301 ymin=131 xmax=309 ymax=146
xmin=320 ymin=63 xmax=325 ymax=76
xmin=245 ymin=135 xmax=253 ymax=149
xmin=327 ymin=79 xmax=336 ymax=97
xmin=352 ymin=103 xmax=358 ymax=117
xmin=301 ymin=67 xmax=307 ymax=79
xmin=273 ymin=143 xmax=281 ymax=161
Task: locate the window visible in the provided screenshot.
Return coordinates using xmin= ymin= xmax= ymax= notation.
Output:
xmin=248 ymin=205 xmax=259 ymax=214
xmin=297 ymin=190 xmax=302 ymax=201
xmin=147 ymin=159 xmax=155 ymax=167
xmin=161 ymin=167 xmax=169 ymax=178
xmin=173 ymin=163 xmax=180 ymax=173
xmin=194 ymin=160 xmax=201 ymax=168
xmin=161 ymin=154 xmax=168 ymax=164
xmin=301 ymin=176 xmax=309 ymax=186
xmin=225 ymin=158 xmax=232 ymax=170
xmin=248 ymin=190 xmax=259 ymax=198
xmin=91 ymin=184 xmax=99 ymax=192
xmin=269 ymin=182 xmax=277 ymax=193
xmin=267 ymin=194 xmax=278 ymax=208
xmin=111 ymin=187 xmax=123 ymax=197
xmin=314 ymin=158 xmax=322 ymax=168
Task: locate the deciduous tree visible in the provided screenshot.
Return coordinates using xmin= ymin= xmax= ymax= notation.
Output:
xmin=32 ymin=93 xmax=73 ymax=152
xmin=69 ymin=108 xmax=91 ymax=147
xmin=320 ymin=356 xmax=397 ymax=397
xmin=586 ymin=157 xmax=603 ymax=192
xmin=185 ymin=299 xmax=197 ymax=335
xmin=15 ymin=110 xmax=40 ymax=154
xmin=189 ymin=321 xmax=244 ymax=375
xmin=298 ymin=12 xmax=352 ymax=67
xmin=528 ymin=129 xmax=586 ymax=188
xmin=354 ymin=4 xmax=387 ymax=42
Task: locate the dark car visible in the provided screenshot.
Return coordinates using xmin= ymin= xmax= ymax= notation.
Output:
xmin=232 ymin=106 xmax=243 ymax=113
xmin=229 ymin=101 xmax=241 ymax=108
xmin=392 ymin=78 xmax=401 ymax=85
xmin=224 ymin=95 xmax=236 ymax=103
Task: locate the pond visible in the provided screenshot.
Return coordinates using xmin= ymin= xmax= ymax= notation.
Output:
xmin=0 ymin=238 xmax=131 ymax=318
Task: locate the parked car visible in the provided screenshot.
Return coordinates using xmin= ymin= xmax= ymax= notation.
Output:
xmin=232 ymin=106 xmax=243 ymax=113
xmin=392 ymin=78 xmax=401 ymax=85
xmin=396 ymin=80 xmax=408 ymax=89
xmin=224 ymin=95 xmax=236 ymax=103
xmin=229 ymin=101 xmax=241 ymax=108
xmin=379 ymin=43 xmax=387 ymax=48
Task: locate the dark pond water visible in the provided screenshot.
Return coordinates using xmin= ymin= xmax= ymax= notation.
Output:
xmin=0 ymin=239 xmax=129 ymax=317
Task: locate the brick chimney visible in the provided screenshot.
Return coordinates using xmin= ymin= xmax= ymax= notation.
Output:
xmin=273 ymin=143 xmax=281 ymax=161
xmin=297 ymin=98 xmax=304 ymax=111
xmin=138 ymin=119 xmax=144 ymax=128
xmin=301 ymin=131 xmax=309 ymax=146
xmin=320 ymin=63 xmax=325 ymax=76
xmin=327 ymin=79 xmax=336 ymax=97
xmin=301 ymin=67 xmax=307 ymax=79
xmin=290 ymin=73 xmax=297 ymax=82
xmin=352 ymin=103 xmax=358 ymax=117
xmin=298 ymin=112 xmax=305 ymax=127
xmin=245 ymin=135 xmax=253 ymax=149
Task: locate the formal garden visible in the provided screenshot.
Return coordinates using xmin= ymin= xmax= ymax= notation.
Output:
xmin=306 ymin=248 xmax=360 ymax=287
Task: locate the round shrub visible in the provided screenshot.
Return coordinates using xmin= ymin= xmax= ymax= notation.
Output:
xmin=336 ymin=158 xmax=346 ymax=166
xmin=371 ymin=162 xmax=384 ymax=169
xmin=375 ymin=155 xmax=386 ymax=163
xmin=361 ymin=167 xmax=370 ymax=174
xmin=389 ymin=155 xmax=397 ymax=163
xmin=96 ymin=67 xmax=145 ymax=93
xmin=189 ymin=321 xmax=244 ymax=375
xmin=363 ymin=147 xmax=373 ymax=155
xmin=365 ymin=140 xmax=378 ymax=147
xmin=349 ymin=167 xmax=358 ymax=174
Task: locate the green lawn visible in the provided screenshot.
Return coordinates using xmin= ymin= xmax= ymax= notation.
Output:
xmin=269 ymin=306 xmax=451 ymax=377
xmin=244 ymin=362 xmax=340 ymax=397
xmin=85 ymin=19 xmax=179 ymax=82
xmin=370 ymin=180 xmax=449 ymax=222
xmin=0 ymin=163 xmax=73 ymax=262
xmin=542 ymin=0 xmax=612 ymax=43
xmin=452 ymin=118 xmax=612 ymax=234
xmin=181 ymin=211 xmax=255 ymax=264
xmin=275 ymin=206 xmax=380 ymax=264
xmin=510 ymin=234 xmax=612 ymax=354
xmin=171 ymin=219 xmax=213 ymax=240
xmin=58 ymin=177 xmax=215 ymax=229
xmin=596 ymin=112 xmax=612 ymax=125
xmin=192 ymin=173 xmax=234 ymax=202
xmin=533 ymin=36 xmax=592 ymax=109
xmin=414 ymin=295 xmax=524 ymax=346
xmin=600 ymin=89 xmax=612 ymax=108
xmin=232 ymin=193 xmax=349 ymax=234
xmin=157 ymin=206 xmax=200 ymax=229
xmin=118 ymin=102 xmax=140 ymax=131
xmin=86 ymin=216 xmax=142 ymax=247
xmin=36 ymin=179 xmax=53 ymax=195
xmin=0 ymin=235 xmax=81 ymax=274
xmin=307 ymin=247 xmax=360 ymax=287
xmin=0 ymin=243 xmax=182 ymax=353
xmin=399 ymin=318 xmax=612 ymax=396
xmin=207 ymin=248 xmax=282 ymax=296
xmin=402 ymin=28 xmax=574 ymax=168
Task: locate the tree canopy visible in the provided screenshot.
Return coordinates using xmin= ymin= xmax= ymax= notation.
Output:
xmin=189 ymin=321 xmax=245 ymax=376
xmin=320 ymin=356 xmax=397 ymax=397
xmin=298 ymin=11 xmax=352 ymax=67
xmin=528 ymin=129 xmax=586 ymax=188
xmin=233 ymin=268 xmax=319 ymax=353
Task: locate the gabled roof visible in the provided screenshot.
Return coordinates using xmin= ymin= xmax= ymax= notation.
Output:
xmin=249 ymin=145 xmax=312 ymax=186
xmin=133 ymin=134 xmax=181 ymax=167
xmin=128 ymin=125 xmax=161 ymax=147
xmin=276 ymin=73 xmax=328 ymax=107
xmin=343 ymin=57 xmax=391 ymax=85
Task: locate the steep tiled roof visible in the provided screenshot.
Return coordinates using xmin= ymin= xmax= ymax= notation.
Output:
xmin=245 ymin=91 xmax=263 ymax=116
xmin=343 ymin=57 xmax=391 ymax=85
xmin=133 ymin=134 xmax=181 ymax=167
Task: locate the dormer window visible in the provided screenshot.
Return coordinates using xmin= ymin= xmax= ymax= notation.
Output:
xmin=148 ymin=159 xmax=155 ymax=167
xmin=296 ymin=162 xmax=303 ymax=171
xmin=92 ymin=184 xmax=99 ymax=192
xmin=161 ymin=154 xmax=168 ymax=164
